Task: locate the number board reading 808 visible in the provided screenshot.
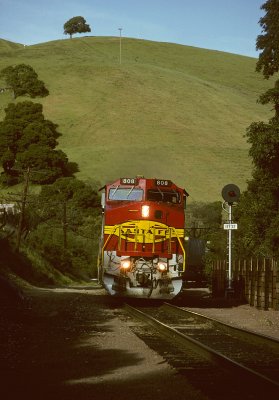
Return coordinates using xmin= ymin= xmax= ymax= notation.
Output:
xmin=155 ymin=180 xmax=171 ymax=187
xmin=120 ymin=178 xmax=139 ymax=185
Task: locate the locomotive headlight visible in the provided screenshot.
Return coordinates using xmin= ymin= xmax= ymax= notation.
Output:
xmin=158 ymin=262 xmax=167 ymax=272
xmin=141 ymin=205 xmax=150 ymax=218
xmin=121 ymin=259 xmax=131 ymax=269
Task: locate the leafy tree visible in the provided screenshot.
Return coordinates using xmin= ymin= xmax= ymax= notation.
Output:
xmin=17 ymin=145 xmax=70 ymax=184
xmin=0 ymin=101 xmax=76 ymax=184
xmin=258 ymin=80 xmax=279 ymax=118
xmin=63 ymin=16 xmax=91 ymax=39
xmin=256 ymin=0 xmax=279 ymax=79
xmin=0 ymin=64 xmax=49 ymax=99
xmin=245 ymin=119 xmax=279 ymax=174
xmin=236 ymin=0 xmax=279 ymax=258
xmin=236 ymin=117 xmax=279 ymax=257
xmin=39 ymin=177 xmax=99 ymax=214
xmin=25 ymin=178 xmax=101 ymax=278
xmin=185 ymin=201 xmax=224 ymax=280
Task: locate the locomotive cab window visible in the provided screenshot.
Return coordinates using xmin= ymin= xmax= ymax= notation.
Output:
xmin=108 ymin=187 xmax=143 ymax=201
xmin=147 ymin=189 xmax=180 ymax=204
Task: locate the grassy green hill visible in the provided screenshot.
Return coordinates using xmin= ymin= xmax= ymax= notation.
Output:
xmin=0 ymin=36 xmax=274 ymax=201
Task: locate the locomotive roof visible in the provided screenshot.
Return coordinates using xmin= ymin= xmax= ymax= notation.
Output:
xmin=99 ymin=177 xmax=189 ymax=196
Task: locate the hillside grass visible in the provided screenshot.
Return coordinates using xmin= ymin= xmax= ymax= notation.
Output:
xmin=0 ymin=36 xmax=274 ymax=201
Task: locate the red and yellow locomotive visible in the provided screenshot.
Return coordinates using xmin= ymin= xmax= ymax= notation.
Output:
xmin=98 ymin=177 xmax=188 ymax=299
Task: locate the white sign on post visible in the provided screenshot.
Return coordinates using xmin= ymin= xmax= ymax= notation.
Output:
xmin=223 ymin=223 xmax=238 ymax=230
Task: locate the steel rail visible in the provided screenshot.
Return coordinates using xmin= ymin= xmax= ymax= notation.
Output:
xmin=124 ymin=303 xmax=279 ymax=391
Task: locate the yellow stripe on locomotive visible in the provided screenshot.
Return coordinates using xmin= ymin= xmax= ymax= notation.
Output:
xmin=104 ymin=220 xmax=184 ymax=244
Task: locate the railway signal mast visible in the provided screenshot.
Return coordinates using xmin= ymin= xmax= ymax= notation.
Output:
xmin=221 ymin=184 xmax=240 ymax=296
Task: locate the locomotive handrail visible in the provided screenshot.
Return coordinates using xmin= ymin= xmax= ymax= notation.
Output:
xmin=101 ymin=224 xmax=120 ymax=266
xmin=168 ymin=228 xmax=172 ymax=254
xmin=170 ymin=227 xmax=186 ymax=272
xmin=152 ymin=225 xmax=155 ymax=253
xmin=135 ymin=226 xmax=138 ymax=250
xmin=118 ymin=225 xmax=121 ymax=251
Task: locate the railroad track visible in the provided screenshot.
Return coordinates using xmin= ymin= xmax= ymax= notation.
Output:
xmin=124 ymin=302 xmax=279 ymax=398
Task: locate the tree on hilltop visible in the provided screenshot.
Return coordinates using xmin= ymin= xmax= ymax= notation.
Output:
xmin=64 ymin=16 xmax=91 ymax=39
xmin=0 ymin=64 xmax=49 ymax=99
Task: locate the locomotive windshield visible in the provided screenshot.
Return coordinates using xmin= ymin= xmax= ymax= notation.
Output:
xmin=147 ymin=189 xmax=181 ymax=204
xmin=108 ymin=187 xmax=143 ymax=201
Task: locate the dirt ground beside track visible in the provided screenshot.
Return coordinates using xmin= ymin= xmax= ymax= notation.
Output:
xmin=0 ymin=285 xmax=278 ymax=400
xmin=174 ymin=287 xmax=279 ymax=340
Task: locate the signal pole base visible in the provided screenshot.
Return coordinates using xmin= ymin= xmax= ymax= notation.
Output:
xmin=225 ymin=287 xmax=235 ymax=299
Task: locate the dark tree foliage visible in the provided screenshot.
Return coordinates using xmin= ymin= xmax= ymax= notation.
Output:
xmin=25 ymin=177 xmax=99 ymax=234
xmin=39 ymin=177 xmax=99 ymax=210
xmin=17 ymin=145 xmax=70 ymax=184
xmin=0 ymin=101 xmax=75 ymax=184
xmin=25 ymin=177 xmax=100 ymax=278
xmin=246 ymin=120 xmax=279 ymax=173
xmin=63 ymin=16 xmax=91 ymax=39
xmin=235 ymin=1 xmax=279 ymax=258
xmin=0 ymin=64 xmax=49 ymax=98
xmin=185 ymin=201 xmax=225 ymax=262
xmin=236 ymin=169 xmax=279 ymax=257
xmin=188 ymin=201 xmax=222 ymax=228
xmin=256 ymin=0 xmax=279 ymax=79
xmin=258 ymin=79 xmax=279 ymax=118
xmin=237 ymin=113 xmax=279 ymax=257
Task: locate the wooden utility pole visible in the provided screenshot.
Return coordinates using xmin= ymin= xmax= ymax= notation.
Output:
xmin=62 ymin=201 xmax=67 ymax=250
xmin=16 ymin=166 xmax=31 ymax=251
